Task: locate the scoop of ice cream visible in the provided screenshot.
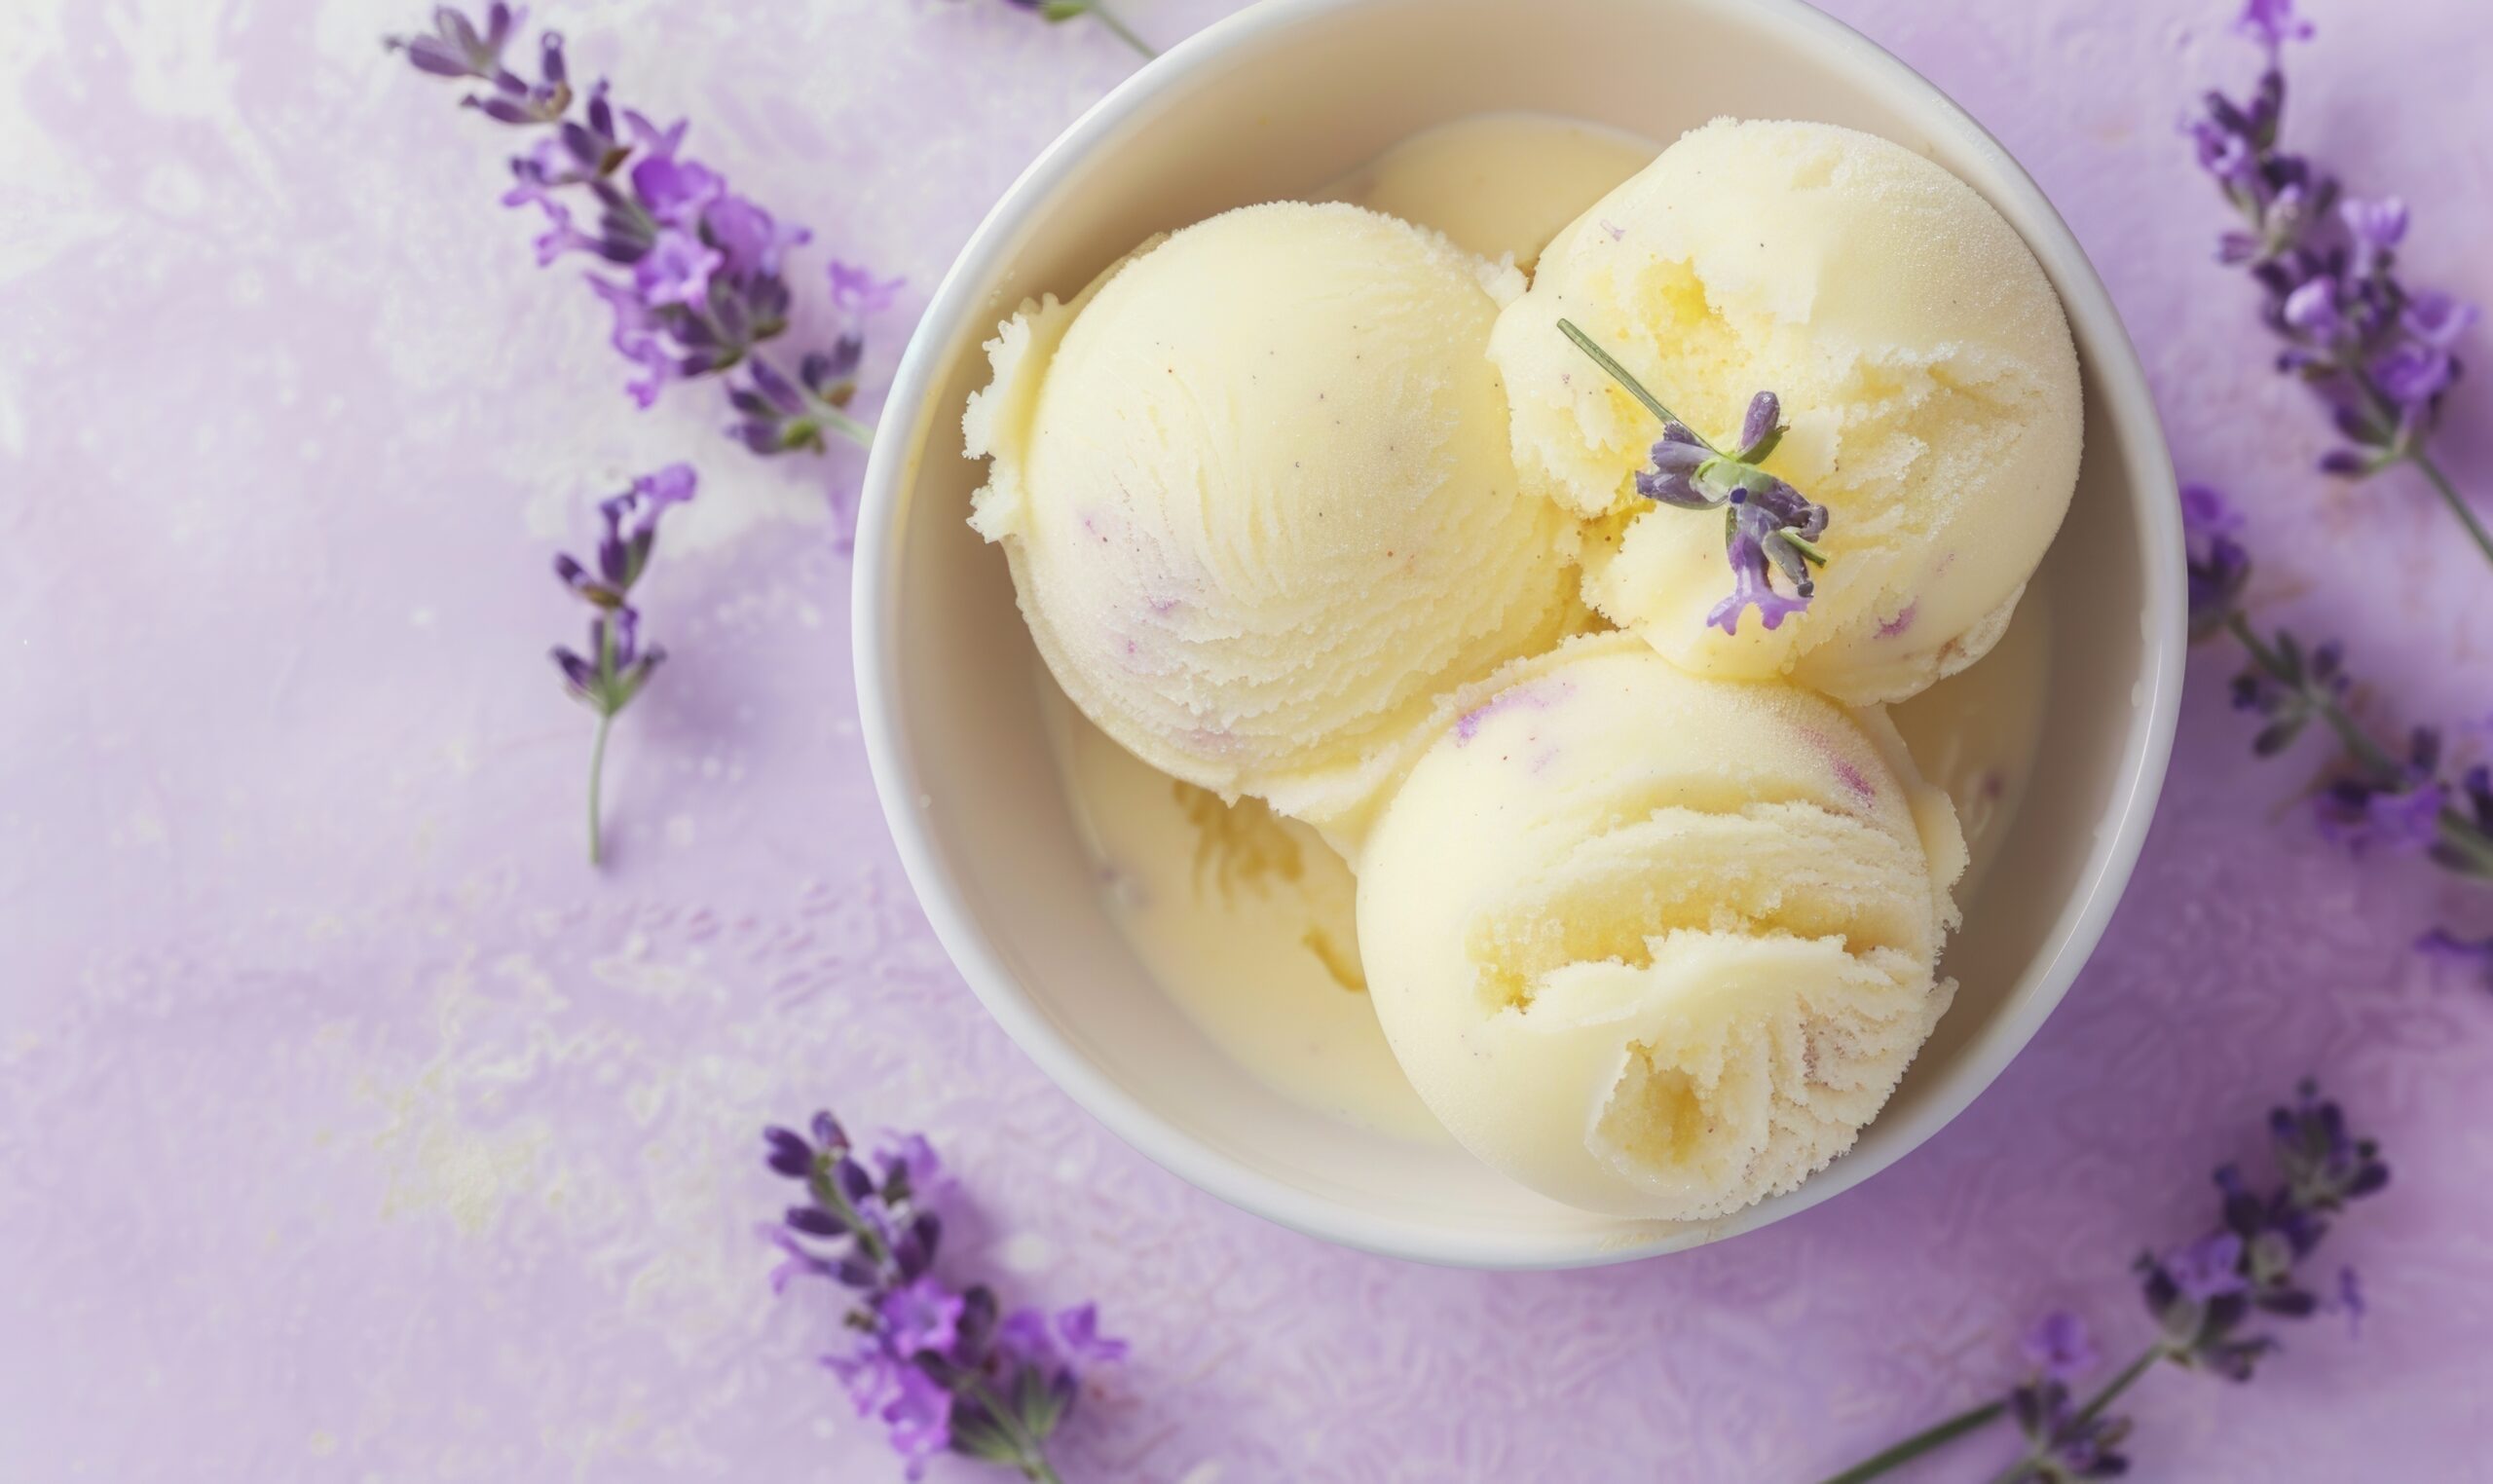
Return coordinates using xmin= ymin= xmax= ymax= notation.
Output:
xmin=1357 ymin=633 xmax=1965 ymax=1220
xmin=1487 ymin=119 xmax=2083 ymax=705
xmin=966 ymin=201 xmax=1579 ymax=822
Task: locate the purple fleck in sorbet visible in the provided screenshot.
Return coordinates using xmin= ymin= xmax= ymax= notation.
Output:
xmin=1454 ymin=682 xmax=1572 ymax=746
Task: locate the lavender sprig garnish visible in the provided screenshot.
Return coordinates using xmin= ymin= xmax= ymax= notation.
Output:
xmin=2185 ymin=484 xmax=2493 ymax=880
xmin=2185 ymin=0 xmax=2489 ymax=565
xmin=763 ymin=1113 xmax=1124 ymax=1482
xmin=1557 ymin=319 xmax=1829 ymax=635
xmin=993 ymin=0 xmax=1159 ymax=58
xmin=1816 ymin=1080 xmax=2387 ymax=1484
xmin=552 ymin=464 xmax=694 ymax=866
xmin=388 ymin=6 xmax=899 ymax=460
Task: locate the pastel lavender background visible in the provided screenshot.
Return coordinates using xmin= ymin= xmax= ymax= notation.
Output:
xmin=3 ymin=0 xmax=2487 ymax=1478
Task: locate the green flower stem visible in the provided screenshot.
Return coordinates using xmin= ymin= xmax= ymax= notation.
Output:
xmin=808 ymin=1158 xmax=893 ymax=1268
xmin=1086 ymin=1 xmax=1156 ymax=58
xmin=815 ymin=397 xmax=875 ymax=449
xmin=2072 ymin=1343 xmax=2166 ymax=1426
xmin=1809 ymin=1399 xmax=2007 ymax=1484
xmin=586 ymin=708 xmax=614 ymax=867
xmin=962 ymin=1374 xmax=1064 ymax=1484
xmin=1977 ymin=1344 xmax=2169 ymax=1484
xmin=586 ymin=614 xmax=622 ymax=868
xmin=1556 ymin=318 xmax=1709 ymax=449
xmin=1817 ymin=1339 xmax=2180 ymax=1484
xmin=2409 ymin=450 xmax=2493 ymax=571
xmin=2437 ymin=809 xmax=2493 ymax=874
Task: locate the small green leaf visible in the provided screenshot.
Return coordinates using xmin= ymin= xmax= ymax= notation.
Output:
xmin=1017 ymin=1367 xmax=1066 ymax=1439
xmin=950 ymin=1416 xmax=1021 ymax=1465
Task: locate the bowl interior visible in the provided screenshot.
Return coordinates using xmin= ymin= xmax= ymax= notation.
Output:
xmin=858 ymin=0 xmax=2178 ymax=1267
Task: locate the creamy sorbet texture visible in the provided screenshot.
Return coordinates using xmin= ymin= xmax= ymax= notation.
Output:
xmin=1489 ymin=118 xmax=2084 ymax=705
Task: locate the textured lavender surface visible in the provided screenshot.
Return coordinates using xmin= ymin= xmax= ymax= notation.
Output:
xmin=4 ymin=1 xmax=2490 ymax=1479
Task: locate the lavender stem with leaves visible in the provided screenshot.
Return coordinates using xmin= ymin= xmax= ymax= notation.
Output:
xmin=2185 ymin=0 xmax=2487 ymax=565
xmin=551 ymin=464 xmax=695 ymax=866
xmin=1816 ymin=1081 xmax=2387 ymax=1484
xmin=763 ymin=1114 xmax=1124 ymax=1482
xmin=1556 ymin=318 xmax=1830 ymax=636
xmin=2185 ymin=484 xmax=2493 ymax=881
xmin=388 ymin=6 xmax=903 ymax=464
xmin=997 ymin=0 xmax=1159 ymax=58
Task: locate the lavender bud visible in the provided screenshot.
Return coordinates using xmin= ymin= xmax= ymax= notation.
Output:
xmin=807 ymin=1111 xmax=845 ymax=1162
xmin=1634 ymin=466 xmax=1711 ymax=509
xmin=784 ymin=1206 xmax=842 ymax=1238
xmin=2281 ymin=277 xmax=2339 ymax=337
xmin=465 ymin=93 xmax=538 ymax=126
xmin=550 ymin=645 xmax=595 ymax=696
xmin=803 ymin=335 xmax=865 ymax=393
xmin=400 ymin=37 xmax=478 ymax=77
xmin=763 ymin=1127 xmax=814 ymax=1178
xmin=1737 ymin=390 xmax=1781 ymax=457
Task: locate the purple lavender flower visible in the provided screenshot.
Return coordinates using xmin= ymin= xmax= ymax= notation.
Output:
xmin=391 ymin=6 xmax=899 ymax=501
xmin=2234 ymin=0 xmax=2314 ymax=54
xmin=880 ymin=1366 xmax=956 ymax=1479
xmin=2020 ymin=1312 xmax=2101 ymax=1385
xmin=705 ymin=195 xmax=811 ymax=279
xmin=2001 ymin=1381 xmax=2132 ymax=1483
xmin=874 ymin=1131 xmax=949 ymax=1202
xmin=1712 ymin=495 xmax=1819 ymax=635
xmin=879 ymin=1277 xmax=967 ymax=1358
xmin=2162 ymin=1233 xmax=2251 ymax=1304
xmin=549 ymin=464 xmax=695 ymax=866
xmin=2338 ymin=197 xmax=2406 ymax=265
xmin=1053 ymin=1303 xmax=1129 ymax=1364
xmin=831 ymin=260 xmax=907 ymax=317
xmin=2332 ymin=1267 xmax=2365 ymax=1337
xmin=2415 ymin=927 xmax=2493 ymax=988
xmin=631 ymin=227 xmax=722 ymax=309
xmin=2311 ymin=727 xmax=2448 ymax=857
xmin=2370 ymin=342 xmax=2457 ymax=408
xmin=2404 ymin=290 xmax=2481 ymax=350
xmin=763 ymin=1111 xmax=1120 ymax=1484
xmin=1558 ymin=321 xmax=1830 ymax=636
xmin=2180 ymin=483 xmax=2252 ymax=638
xmin=386 ymin=2 xmax=521 ymax=80
xmin=459 ymin=31 xmax=573 ymax=127
xmin=1821 ymin=1081 xmax=2387 ymax=1484
xmin=2267 ymin=1079 xmax=2391 ymax=1211
xmin=2184 ymin=0 xmax=2491 ymax=563
xmin=629 ymin=152 xmax=724 ymax=229
xmin=763 ymin=1224 xmax=839 ymax=1294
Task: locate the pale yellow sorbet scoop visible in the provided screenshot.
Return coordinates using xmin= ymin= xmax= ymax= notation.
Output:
xmin=1357 ymin=633 xmax=1965 ymax=1220
xmin=966 ymin=201 xmax=1581 ymax=824
xmin=1488 ymin=119 xmax=2083 ymax=705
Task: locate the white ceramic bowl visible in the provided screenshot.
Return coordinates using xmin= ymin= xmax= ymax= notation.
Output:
xmin=855 ymin=0 xmax=2182 ymax=1268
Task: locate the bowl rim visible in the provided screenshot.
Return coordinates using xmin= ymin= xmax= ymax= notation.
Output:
xmin=853 ymin=0 xmax=2185 ymax=1269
